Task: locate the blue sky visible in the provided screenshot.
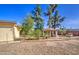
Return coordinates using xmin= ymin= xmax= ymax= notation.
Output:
xmin=0 ymin=4 xmax=79 ymax=29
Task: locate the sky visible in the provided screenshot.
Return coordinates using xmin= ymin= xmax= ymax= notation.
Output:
xmin=0 ymin=4 xmax=79 ymax=29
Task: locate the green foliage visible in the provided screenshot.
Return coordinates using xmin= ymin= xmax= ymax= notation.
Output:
xmin=34 ymin=29 xmax=42 ymax=39
xmin=44 ymin=4 xmax=65 ymax=37
xmin=44 ymin=4 xmax=58 ymax=28
xmin=51 ymin=10 xmax=65 ymax=29
xmin=32 ymin=4 xmax=44 ymax=31
xmin=21 ymin=15 xmax=34 ymax=36
xmin=20 ymin=4 xmax=65 ymax=38
xmin=45 ymin=4 xmax=65 ymax=29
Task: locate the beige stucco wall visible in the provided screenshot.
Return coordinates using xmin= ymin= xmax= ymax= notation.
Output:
xmin=0 ymin=27 xmax=14 ymax=41
xmin=13 ymin=26 xmax=20 ymax=39
xmin=0 ymin=25 xmax=20 ymax=41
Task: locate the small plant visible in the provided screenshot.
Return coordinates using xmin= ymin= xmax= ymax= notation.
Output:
xmin=34 ymin=29 xmax=42 ymax=39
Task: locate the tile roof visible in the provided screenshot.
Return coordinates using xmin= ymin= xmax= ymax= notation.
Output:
xmin=0 ymin=21 xmax=16 ymax=27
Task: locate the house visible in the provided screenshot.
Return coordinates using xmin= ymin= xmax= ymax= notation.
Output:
xmin=66 ymin=29 xmax=79 ymax=36
xmin=44 ymin=28 xmax=79 ymax=37
xmin=0 ymin=21 xmax=20 ymax=41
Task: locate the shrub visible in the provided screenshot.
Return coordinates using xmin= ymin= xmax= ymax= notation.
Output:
xmin=34 ymin=29 xmax=42 ymax=39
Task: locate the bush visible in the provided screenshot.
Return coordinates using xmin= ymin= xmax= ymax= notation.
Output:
xmin=34 ymin=29 xmax=42 ymax=39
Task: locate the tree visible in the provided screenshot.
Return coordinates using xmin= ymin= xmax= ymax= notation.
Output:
xmin=32 ymin=4 xmax=44 ymax=31
xmin=20 ymin=15 xmax=34 ymax=37
xmin=45 ymin=4 xmax=65 ymax=37
xmin=51 ymin=10 xmax=65 ymax=36
xmin=44 ymin=4 xmax=58 ymax=37
xmin=31 ymin=5 xmax=44 ymax=39
xmin=44 ymin=4 xmax=58 ymax=28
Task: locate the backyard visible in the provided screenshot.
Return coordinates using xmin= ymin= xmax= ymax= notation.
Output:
xmin=0 ymin=37 xmax=79 ymax=55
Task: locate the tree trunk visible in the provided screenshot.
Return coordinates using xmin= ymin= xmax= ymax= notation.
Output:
xmin=49 ymin=30 xmax=51 ymax=37
xmin=53 ymin=27 xmax=58 ymax=37
xmin=56 ymin=30 xmax=58 ymax=37
xmin=53 ymin=27 xmax=56 ymax=37
xmin=54 ymin=28 xmax=58 ymax=37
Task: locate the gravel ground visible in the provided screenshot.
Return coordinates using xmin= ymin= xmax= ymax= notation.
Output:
xmin=0 ymin=39 xmax=79 ymax=55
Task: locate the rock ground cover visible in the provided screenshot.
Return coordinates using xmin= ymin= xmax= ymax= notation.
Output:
xmin=0 ymin=38 xmax=79 ymax=55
